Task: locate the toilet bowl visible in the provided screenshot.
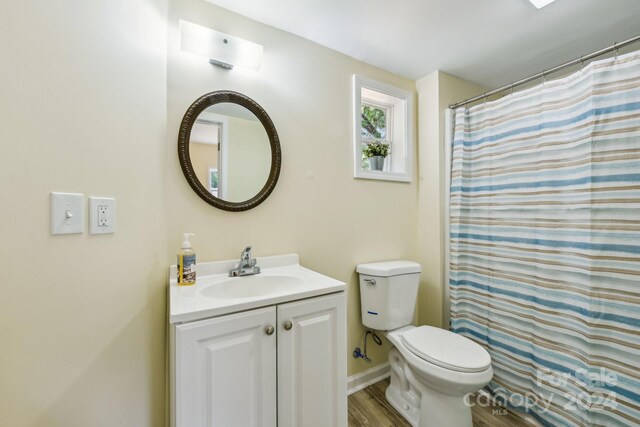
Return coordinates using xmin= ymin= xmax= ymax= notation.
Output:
xmin=357 ymin=261 xmax=493 ymax=427
xmin=384 ymin=325 xmax=493 ymax=427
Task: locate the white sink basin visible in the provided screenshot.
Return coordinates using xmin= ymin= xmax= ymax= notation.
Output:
xmin=169 ymin=254 xmax=346 ymax=323
xmin=199 ymin=274 xmax=306 ymax=299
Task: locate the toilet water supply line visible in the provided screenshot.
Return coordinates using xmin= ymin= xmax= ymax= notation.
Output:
xmin=353 ymin=330 xmax=383 ymax=363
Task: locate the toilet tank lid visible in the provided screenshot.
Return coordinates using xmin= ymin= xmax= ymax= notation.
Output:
xmin=356 ymin=260 xmax=421 ymax=277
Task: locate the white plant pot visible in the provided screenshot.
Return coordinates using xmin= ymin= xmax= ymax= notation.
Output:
xmin=369 ymin=156 xmax=385 ymax=171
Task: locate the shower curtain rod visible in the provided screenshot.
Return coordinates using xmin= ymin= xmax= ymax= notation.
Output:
xmin=449 ymin=33 xmax=640 ymax=109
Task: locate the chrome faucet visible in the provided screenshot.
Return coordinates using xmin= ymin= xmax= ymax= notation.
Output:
xmin=228 ymin=246 xmax=261 ymax=277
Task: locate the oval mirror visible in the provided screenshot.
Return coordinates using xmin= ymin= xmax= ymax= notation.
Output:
xmin=178 ymin=91 xmax=281 ymax=211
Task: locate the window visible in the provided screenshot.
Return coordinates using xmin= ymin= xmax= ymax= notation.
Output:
xmin=353 ymin=75 xmax=413 ymax=182
xmin=209 ymin=167 xmax=219 ymax=196
xmin=360 ymin=102 xmax=392 ymax=171
xmin=361 ymin=103 xmax=389 ymax=140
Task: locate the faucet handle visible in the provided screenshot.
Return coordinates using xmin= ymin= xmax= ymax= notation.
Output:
xmin=241 ymin=246 xmax=253 ymax=260
xmin=228 ymin=246 xmax=260 ymax=277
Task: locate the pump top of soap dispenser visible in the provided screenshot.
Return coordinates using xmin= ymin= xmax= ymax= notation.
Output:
xmin=182 ymin=233 xmax=195 ymax=249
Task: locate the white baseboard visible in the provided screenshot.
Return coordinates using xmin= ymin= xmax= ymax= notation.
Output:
xmin=347 ymin=362 xmax=390 ymax=395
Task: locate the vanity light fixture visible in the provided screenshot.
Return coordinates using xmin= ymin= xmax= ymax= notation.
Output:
xmin=179 ymin=20 xmax=263 ymax=71
xmin=527 ymin=0 xmax=557 ymax=8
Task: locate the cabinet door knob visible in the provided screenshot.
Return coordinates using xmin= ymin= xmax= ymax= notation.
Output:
xmin=265 ymin=325 xmax=275 ymax=336
xmin=283 ymin=320 xmax=293 ymax=331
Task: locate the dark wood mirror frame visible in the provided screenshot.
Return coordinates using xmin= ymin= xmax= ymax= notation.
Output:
xmin=178 ymin=91 xmax=282 ymax=212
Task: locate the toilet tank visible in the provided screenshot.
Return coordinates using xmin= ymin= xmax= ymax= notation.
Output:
xmin=357 ymin=261 xmax=421 ymax=331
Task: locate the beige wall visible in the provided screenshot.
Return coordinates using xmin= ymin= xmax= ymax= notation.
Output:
xmin=0 ymin=0 xmax=488 ymax=425
xmin=190 ymin=142 xmax=218 ymax=190
xmin=167 ymin=0 xmax=418 ymax=378
xmin=226 ymin=116 xmax=271 ymax=202
xmin=416 ymin=71 xmax=485 ymax=328
xmin=0 ymin=1 xmax=168 ymax=427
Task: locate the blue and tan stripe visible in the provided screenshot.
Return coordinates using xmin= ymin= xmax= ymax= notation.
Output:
xmin=450 ymin=50 xmax=640 ymax=426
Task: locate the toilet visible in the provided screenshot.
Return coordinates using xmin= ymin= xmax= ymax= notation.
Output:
xmin=357 ymin=260 xmax=493 ymax=427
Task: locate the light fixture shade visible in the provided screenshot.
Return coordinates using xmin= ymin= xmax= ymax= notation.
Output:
xmin=179 ymin=20 xmax=263 ymax=70
xmin=528 ymin=0 xmax=557 ymax=8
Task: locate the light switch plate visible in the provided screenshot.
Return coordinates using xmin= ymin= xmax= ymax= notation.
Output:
xmin=89 ymin=197 xmax=115 ymax=234
xmin=51 ymin=192 xmax=84 ymax=235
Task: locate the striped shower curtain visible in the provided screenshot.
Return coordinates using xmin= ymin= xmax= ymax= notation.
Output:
xmin=449 ymin=51 xmax=640 ymax=427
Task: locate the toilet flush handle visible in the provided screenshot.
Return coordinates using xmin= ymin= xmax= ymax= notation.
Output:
xmin=364 ymin=278 xmax=376 ymax=285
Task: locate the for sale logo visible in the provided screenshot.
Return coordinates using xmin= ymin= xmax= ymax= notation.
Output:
xmin=537 ymin=367 xmax=618 ymax=412
xmin=465 ymin=368 xmax=619 ymax=414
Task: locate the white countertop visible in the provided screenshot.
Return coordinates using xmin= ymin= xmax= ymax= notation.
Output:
xmin=169 ymin=254 xmax=346 ymax=324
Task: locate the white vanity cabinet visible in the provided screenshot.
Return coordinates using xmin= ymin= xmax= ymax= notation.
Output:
xmin=278 ymin=293 xmax=346 ymax=427
xmin=171 ymin=291 xmax=346 ymax=427
xmin=174 ymin=306 xmax=278 ymax=427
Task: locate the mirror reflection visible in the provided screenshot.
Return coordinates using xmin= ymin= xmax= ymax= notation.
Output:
xmin=189 ymin=103 xmax=272 ymax=203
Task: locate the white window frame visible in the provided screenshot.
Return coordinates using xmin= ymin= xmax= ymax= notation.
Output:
xmin=353 ymin=75 xmax=413 ymax=182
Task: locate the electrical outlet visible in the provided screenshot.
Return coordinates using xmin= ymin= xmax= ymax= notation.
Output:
xmin=89 ymin=197 xmax=115 ymax=234
xmin=98 ymin=205 xmax=109 ymax=226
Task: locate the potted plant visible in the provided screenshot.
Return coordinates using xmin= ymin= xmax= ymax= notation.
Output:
xmin=363 ymin=141 xmax=390 ymax=171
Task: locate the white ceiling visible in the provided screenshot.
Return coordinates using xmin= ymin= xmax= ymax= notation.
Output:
xmin=203 ymin=0 xmax=640 ymax=89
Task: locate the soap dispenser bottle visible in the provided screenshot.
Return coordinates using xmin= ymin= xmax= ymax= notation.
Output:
xmin=177 ymin=233 xmax=196 ymax=286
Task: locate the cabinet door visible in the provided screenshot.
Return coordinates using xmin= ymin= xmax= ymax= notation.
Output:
xmin=277 ymin=292 xmax=347 ymax=427
xmin=175 ymin=307 xmax=277 ymax=427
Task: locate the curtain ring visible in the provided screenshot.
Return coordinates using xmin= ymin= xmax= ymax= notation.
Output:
xmin=483 ymin=94 xmax=487 ymax=105
xmin=580 ymin=56 xmax=584 ymax=72
xmin=542 ymin=70 xmax=546 ymax=84
xmin=510 ymin=83 xmax=514 ymax=96
xmin=613 ymin=42 xmax=618 ymax=60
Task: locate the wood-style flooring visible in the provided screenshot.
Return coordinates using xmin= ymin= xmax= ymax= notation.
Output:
xmin=348 ymin=378 xmax=542 ymax=427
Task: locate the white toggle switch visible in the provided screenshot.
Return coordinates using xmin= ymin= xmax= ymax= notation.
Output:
xmin=51 ymin=192 xmax=84 ymax=235
xmin=89 ymin=197 xmax=115 ymax=234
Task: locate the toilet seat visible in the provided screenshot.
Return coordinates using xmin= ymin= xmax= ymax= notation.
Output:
xmin=401 ymin=326 xmax=491 ymax=373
